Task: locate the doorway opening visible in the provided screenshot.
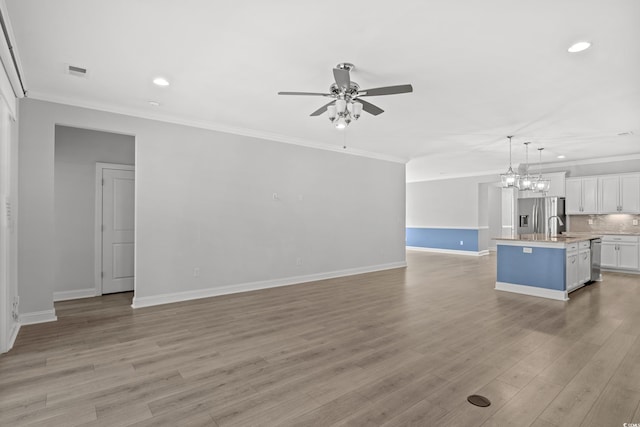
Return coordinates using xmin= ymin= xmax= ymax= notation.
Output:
xmin=54 ymin=126 xmax=135 ymax=301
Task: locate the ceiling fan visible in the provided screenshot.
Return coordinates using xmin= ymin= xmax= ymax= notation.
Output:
xmin=278 ymin=63 xmax=413 ymax=128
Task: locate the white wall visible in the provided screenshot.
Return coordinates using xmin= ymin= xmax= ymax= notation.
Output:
xmin=54 ymin=126 xmax=134 ymax=296
xmin=19 ymin=99 xmax=406 ymax=314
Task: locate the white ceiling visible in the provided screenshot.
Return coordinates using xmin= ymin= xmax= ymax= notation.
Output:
xmin=5 ymin=0 xmax=640 ymax=181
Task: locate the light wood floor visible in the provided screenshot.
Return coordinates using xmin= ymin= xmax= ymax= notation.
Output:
xmin=2 ymin=251 xmax=640 ymax=426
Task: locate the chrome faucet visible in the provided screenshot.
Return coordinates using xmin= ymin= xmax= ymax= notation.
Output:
xmin=547 ymin=215 xmax=564 ymax=237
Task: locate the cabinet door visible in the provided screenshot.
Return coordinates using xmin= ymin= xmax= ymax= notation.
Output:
xmin=601 ymin=243 xmax=618 ymax=268
xmin=620 ymin=175 xmax=640 ymax=213
xmin=618 ymin=243 xmax=639 ymax=270
xmin=566 ymin=254 xmax=579 ymax=291
xmin=582 ymin=178 xmax=599 ymax=213
xmin=599 ymin=176 xmax=620 ymax=213
xmin=565 ymin=179 xmax=583 ymax=214
xmin=578 ymin=249 xmax=591 ymax=284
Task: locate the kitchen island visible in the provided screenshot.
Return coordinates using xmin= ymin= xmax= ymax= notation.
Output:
xmin=494 ymin=234 xmax=601 ymax=301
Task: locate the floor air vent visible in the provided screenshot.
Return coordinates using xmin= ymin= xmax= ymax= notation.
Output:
xmin=467 ymin=395 xmax=491 ymax=407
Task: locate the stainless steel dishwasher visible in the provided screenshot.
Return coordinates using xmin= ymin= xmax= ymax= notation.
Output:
xmin=590 ymin=238 xmax=602 ymax=282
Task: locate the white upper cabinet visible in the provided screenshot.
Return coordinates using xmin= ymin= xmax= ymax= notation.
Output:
xmin=565 ymin=177 xmax=598 ymax=214
xmin=599 ymin=176 xmax=620 ymax=212
xmin=621 ymin=175 xmax=640 ymax=213
xmin=598 ymin=174 xmax=640 ymax=214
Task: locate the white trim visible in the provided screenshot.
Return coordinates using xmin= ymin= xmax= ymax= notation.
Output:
xmin=495 ymin=240 xmax=567 ymax=249
xmin=7 ymin=321 xmax=19 ymax=350
xmin=495 ymin=282 xmax=568 ymax=301
xmin=53 ymin=288 xmax=97 ymax=302
xmin=406 ymin=226 xmax=486 ymax=230
xmin=132 ymin=261 xmax=407 ymax=309
xmin=602 ymin=268 xmax=640 ymax=275
xmin=406 ymin=169 xmax=503 ymax=183
xmin=19 ymin=310 xmax=57 ymax=325
xmin=95 ymin=163 xmax=135 ymax=297
xmin=30 ymin=92 xmax=408 ymax=164
xmin=541 ymin=153 xmax=640 ymax=170
xmin=406 ymin=246 xmax=489 ymax=256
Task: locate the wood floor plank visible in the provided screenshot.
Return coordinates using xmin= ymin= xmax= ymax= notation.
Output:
xmin=538 ymin=331 xmax=636 ymax=427
xmin=481 ymin=378 xmax=563 ymax=427
xmin=2 ymin=251 xmax=640 ymax=426
xmin=579 ymin=383 xmax=640 ymax=427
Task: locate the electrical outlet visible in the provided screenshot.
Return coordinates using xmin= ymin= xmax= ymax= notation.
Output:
xmin=523 ymin=247 xmax=533 ymax=254
xmin=633 ymin=219 xmax=639 ymax=226
xmin=460 ymin=240 xmax=464 ymax=245
xmin=296 ymin=257 xmax=303 ymax=266
xmin=193 ymin=267 xmax=200 ymax=277
xmin=588 ymin=219 xmax=593 ymax=225
xmin=272 ymin=193 xmax=279 ymax=200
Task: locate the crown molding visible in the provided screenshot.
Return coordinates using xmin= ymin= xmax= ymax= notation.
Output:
xmin=26 ymin=91 xmax=409 ymax=164
xmin=537 ymin=153 xmax=640 ymax=169
xmin=407 ymin=153 xmax=640 ymax=184
xmin=407 ymin=168 xmax=504 ymax=183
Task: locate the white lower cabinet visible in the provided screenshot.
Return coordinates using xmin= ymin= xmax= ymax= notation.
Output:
xmin=579 ymin=249 xmax=591 ymax=284
xmin=601 ymin=235 xmax=640 ymax=271
xmin=567 ymin=241 xmax=592 ymax=293
xmin=566 ymin=252 xmax=579 ymax=292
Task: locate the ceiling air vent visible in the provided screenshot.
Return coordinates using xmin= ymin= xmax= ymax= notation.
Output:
xmin=67 ymin=64 xmax=88 ymax=78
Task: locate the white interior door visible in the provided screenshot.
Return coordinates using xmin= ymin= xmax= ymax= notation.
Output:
xmin=102 ymin=168 xmax=135 ymax=294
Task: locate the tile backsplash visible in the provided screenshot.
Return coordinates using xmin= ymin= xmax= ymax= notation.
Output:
xmin=569 ymin=214 xmax=640 ymax=234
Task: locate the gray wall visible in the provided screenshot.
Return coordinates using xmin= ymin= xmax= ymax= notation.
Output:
xmin=54 ymin=126 xmax=135 ymax=295
xmin=18 ymin=99 xmax=406 ymax=314
xmin=407 ymin=174 xmax=498 ymax=228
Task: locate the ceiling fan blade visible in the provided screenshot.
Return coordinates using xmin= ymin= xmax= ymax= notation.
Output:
xmin=358 ymin=99 xmax=385 ymax=116
xmin=358 ymin=84 xmax=413 ymax=97
xmin=278 ymin=91 xmax=331 ymax=96
xmin=310 ymin=100 xmax=336 ymax=116
xmin=333 ymin=68 xmax=351 ymax=91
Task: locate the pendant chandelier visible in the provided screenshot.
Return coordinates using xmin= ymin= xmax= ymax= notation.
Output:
xmin=500 ymin=136 xmax=520 ymax=188
xmin=533 ymin=147 xmax=551 ymax=192
xmin=518 ymin=142 xmax=537 ymax=191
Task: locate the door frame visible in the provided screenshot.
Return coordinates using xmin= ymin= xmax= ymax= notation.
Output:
xmin=94 ymin=162 xmax=135 ymax=296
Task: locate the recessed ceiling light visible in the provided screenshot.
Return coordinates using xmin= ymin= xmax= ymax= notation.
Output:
xmin=568 ymin=41 xmax=591 ymax=53
xmin=557 ymin=155 xmax=566 ymax=159
xmin=148 ymin=101 xmax=160 ymax=107
xmin=153 ymin=77 xmax=170 ymax=86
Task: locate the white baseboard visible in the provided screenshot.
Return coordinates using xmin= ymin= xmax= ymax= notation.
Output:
xmin=2 ymin=322 xmax=20 ymax=353
xmin=20 ymin=309 xmax=58 ymax=325
xmin=9 ymin=322 xmax=20 ymax=347
xmin=495 ymin=282 xmax=568 ymax=301
xmin=407 ymin=246 xmax=489 ymax=257
xmin=54 ymin=288 xmax=97 ymax=302
xmin=602 ymin=268 xmax=640 ymax=275
xmin=132 ymin=261 xmax=407 ymax=309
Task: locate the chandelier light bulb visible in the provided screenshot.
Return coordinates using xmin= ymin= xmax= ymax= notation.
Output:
xmin=335 ymin=99 xmax=347 ymax=114
xmin=327 ymin=105 xmax=337 ymax=121
xmin=352 ymin=102 xmax=362 ymax=119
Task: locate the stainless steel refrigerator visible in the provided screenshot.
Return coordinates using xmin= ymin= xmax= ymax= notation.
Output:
xmin=517 ymin=197 xmax=566 ymax=236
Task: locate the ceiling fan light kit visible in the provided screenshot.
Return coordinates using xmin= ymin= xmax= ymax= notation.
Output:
xmin=278 ymin=63 xmax=413 ymax=129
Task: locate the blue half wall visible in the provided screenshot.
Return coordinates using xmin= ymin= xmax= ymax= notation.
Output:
xmin=497 ymin=245 xmax=566 ymax=290
xmin=406 ymin=227 xmax=479 ymax=252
